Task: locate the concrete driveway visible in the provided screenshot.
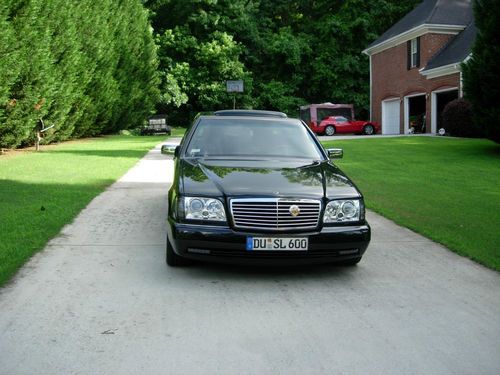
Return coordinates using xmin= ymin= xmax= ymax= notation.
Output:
xmin=1 ymin=144 xmax=499 ymax=375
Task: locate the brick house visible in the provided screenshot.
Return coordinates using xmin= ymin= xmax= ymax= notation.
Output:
xmin=363 ymin=0 xmax=475 ymax=134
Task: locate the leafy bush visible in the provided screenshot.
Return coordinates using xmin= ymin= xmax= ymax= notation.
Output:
xmin=120 ymin=128 xmax=143 ymax=136
xmin=442 ymin=98 xmax=481 ymax=138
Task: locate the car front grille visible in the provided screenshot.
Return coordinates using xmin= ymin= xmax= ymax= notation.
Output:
xmin=230 ymin=198 xmax=321 ymax=231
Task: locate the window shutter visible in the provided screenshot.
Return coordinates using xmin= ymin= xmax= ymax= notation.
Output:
xmin=416 ymin=37 xmax=421 ymax=68
xmin=407 ymin=40 xmax=411 ymax=70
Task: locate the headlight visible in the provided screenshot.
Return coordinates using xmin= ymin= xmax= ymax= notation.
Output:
xmin=323 ymin=199 xmax=363 ymax=223
xmin=184 ymin=197 xmax=226 ymax=221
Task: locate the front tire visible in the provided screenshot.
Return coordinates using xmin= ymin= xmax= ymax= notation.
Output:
xmin=325 ymin=125 xmax=335 ymax=136
xmin=166 ymin=236 xmax=189 ymax=267
xmin=363 ymin=124 xmax=375 ymax=135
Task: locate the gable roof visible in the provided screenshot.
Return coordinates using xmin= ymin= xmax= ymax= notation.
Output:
xmin=364 ymin=0 xmax=472 ymax=55
xmin=423 ymin=22 xmax=476 ymax=71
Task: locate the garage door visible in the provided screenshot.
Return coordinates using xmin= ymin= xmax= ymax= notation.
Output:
xmin=382 ymin=100 xmax=400 ymax=134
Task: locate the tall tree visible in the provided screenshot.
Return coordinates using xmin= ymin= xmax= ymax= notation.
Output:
xmin=145 ymin=0 xmax=420 ymax=123
xmin=0 ymin=0 xmax=159 ymax=148
xmin=463 ymin=0 xmax=500 ymax=143
xmin=151 ymin=0 xmax=253 ymax=124
xmin=0 ymin=1 xmax=23 ymax=146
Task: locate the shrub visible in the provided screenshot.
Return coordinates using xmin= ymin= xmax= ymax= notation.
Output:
xmin=442 ymin=98 xmax=481 ymax=138
xmin=120 ymin=128 xmax=142 ymax=136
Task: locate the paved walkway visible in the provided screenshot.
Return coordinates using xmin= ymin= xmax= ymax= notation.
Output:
xmin=0 ymin=143 xmax=499 ymax=375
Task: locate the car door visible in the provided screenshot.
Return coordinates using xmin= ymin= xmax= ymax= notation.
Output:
xmin=349 ymin=120 xmax=364 ymax=133
xmin=335 ymin=117 xmax=351 ymax=133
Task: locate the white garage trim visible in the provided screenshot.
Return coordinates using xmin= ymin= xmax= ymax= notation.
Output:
xmin=403 ymin=93 xmax=426 ymax=134
xmin=431 ymin=87 xmax=458 ymax=134
xmin=420 ymin=63 xmax=461 ymax=79
xmin=381 ymin=98 xmax=401 ymax=135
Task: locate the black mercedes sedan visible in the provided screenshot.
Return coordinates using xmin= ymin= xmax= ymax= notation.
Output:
xmin=162 ymin=112 xmax=370 ymax=266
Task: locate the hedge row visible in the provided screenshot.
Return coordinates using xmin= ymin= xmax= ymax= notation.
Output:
xmin=0 ymin=0 xmax=159 ymax=148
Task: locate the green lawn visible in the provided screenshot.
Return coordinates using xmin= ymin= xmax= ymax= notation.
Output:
xmin=322 ymin=136 xmax=500 ymax=271
xmin=0 ymin=135 xmax=168 ymax=286
xmin=170 ymin=126 xmax=186 ymax=137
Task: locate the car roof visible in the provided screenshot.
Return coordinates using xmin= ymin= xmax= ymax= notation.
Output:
xmin=214 ymin=109 xmax=288 ymax=118
xmin=198 ymin=115 xmax=299 ymax=124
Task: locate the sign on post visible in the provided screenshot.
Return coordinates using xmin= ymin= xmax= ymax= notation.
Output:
xmin=226 ymin=80 xmax=244 ymax=109
xmin=226 ymin=80 xmax=244 ymax=93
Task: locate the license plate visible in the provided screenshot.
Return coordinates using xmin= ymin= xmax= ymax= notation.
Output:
xmin=246 ymin=237 xmax=308 ymax=251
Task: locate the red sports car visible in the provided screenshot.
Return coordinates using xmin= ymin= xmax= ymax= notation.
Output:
xmin=314 ymin=116 xmax=380 ymax=136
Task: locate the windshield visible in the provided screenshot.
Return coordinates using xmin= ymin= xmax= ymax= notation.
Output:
xmin=317 ymin=107 xmax=353 ymax=121
xmin=186 ymin=118 xmax=323 ymax=159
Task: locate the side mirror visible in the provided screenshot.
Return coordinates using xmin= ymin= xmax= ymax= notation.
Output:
xmin=326 ymin=148 xmax=343 ymax=159
xmin=161 ymin=144 xmax=179 ymax=157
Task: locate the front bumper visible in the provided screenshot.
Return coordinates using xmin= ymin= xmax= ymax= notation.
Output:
xmin=167 ymin=219 xmax=371 ymax=266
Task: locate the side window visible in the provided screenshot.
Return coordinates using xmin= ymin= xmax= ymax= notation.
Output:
xmin=407 ymin=37 xmax=420 ymax=69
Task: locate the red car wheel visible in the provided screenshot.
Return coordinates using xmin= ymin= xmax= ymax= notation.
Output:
xmin=363 ymin=124 xmax=375 ymax=135
xmin=325 ymin=125 xmax=335 ymax=136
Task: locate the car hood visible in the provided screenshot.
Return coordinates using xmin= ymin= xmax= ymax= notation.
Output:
xmin=180 ymin=158 xmax=360 ymax=200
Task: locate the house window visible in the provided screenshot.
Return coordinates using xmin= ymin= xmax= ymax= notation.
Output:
xmin=407 ymin=37 xmax=420 ymax=69
xmin=411 ymin=39 xmax=418 ymax=66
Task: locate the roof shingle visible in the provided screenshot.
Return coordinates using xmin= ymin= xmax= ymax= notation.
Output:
xmin=367 ymin=0 xmax=472 ymax=49
xmin=423 ymin=22 xmax=476 ymax=71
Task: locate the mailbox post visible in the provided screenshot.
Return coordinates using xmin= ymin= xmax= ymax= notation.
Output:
xmin=36 ymin=118 xmax=54 ymax=151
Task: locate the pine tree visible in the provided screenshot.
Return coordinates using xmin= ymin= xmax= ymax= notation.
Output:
xmin=462 ymin=0 xmax=500 ymax=143
xmin=0 ymin=0 xmax=160 ymax=148
xmin=0 ymin=1 xmax=23 ymax=147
